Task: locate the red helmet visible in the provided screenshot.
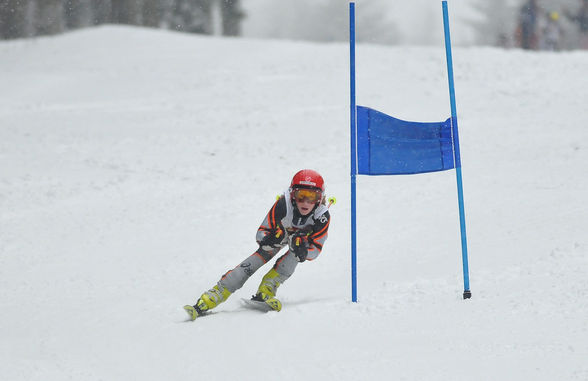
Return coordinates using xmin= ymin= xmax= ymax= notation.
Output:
xmin=289 ymin=169 xmax=325 ymax=204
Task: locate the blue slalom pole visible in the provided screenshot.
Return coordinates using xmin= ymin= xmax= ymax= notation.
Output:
xmin=349 ymin=2 xmax=358 ymax=303
xmin=442 ymin=1 xmax=471 ymax=299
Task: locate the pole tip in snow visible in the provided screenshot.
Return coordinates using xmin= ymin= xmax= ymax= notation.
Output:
xmin=463 ymin=290 xmax=472 ymax=299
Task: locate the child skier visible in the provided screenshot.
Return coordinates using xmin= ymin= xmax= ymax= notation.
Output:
xmin=184 ymin=169 xmax=331 ymax=320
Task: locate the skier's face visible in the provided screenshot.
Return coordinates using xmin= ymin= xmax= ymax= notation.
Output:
xmin=292 ymin=188 xmax=321 ymax=215
xmin=296 ymin=198 xmax=315 ymax=216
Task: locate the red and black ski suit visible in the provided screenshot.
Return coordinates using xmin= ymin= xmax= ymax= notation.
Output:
xmin=217 ymin=191 xmax=330 ymax=293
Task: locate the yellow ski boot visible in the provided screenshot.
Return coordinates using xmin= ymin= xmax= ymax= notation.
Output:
xmin=257 ymin=268 xmax=281 ymax=298
xmin=252 ymin=268 xmax=283 ymax=312
xmin=184 ymin=284 xmax=231 ymax=320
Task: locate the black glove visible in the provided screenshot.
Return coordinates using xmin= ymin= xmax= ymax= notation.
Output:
xmin=260 ymin=228 xmax=284 ymax=251
xmin=289 ymin=232 xmax=309 ymax=262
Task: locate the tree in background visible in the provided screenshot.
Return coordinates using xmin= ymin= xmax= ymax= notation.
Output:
xmin=34 ymin=0 xmax=64 ymax=35
xmin=0 ymin=0 xmax=30 ymax=39
xmin=0 ymin=0 xmax=246 ymax=39
xmin=111 ymin=0 xmax=142 ymax=25
xmin=168 ymin=0 xmax=211 ymax=34
xmin=90 ymin=0 xmax=112 ymax=25
xmin=220 ymin=0 xmax=243 ymax=36
xmin=64 ymin=0 xmax=92 ymax=29
xmin=142 ymin=0 xmax=164 ymax=28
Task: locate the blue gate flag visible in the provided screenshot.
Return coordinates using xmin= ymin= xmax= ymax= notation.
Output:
xmin=349 ymin=1 xmax=471 ymax=303
xmin=356 ymin=106 xmax=455 ymax=175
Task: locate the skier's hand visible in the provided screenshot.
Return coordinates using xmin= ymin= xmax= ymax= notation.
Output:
xmin=289 ymin=232 xmax=309 ymax=262
xmin=260 ymin=228 xmax=284 ymax=251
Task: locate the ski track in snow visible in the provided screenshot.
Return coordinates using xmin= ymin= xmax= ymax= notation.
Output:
xmin=1 ymin=26 xmax=588 ymax=380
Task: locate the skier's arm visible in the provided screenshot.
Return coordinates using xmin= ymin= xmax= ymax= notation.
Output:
xmin=256 ymin=196 xmax=287 ymax=244
xmin=305 ymin=210 xmax=330 ymax=261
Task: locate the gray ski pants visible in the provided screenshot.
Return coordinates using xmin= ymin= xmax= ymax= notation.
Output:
xmin=217 ymin=244 xmax=299 ymax=293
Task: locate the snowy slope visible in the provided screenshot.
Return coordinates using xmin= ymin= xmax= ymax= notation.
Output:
xmin=1 ymin=26 xmax=588 ymax=381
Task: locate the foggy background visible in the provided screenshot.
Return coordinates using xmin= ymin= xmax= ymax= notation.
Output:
xmin=1 ymin=0 xmax=587 ymax=50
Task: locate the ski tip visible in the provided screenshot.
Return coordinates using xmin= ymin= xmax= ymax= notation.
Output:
xmin=267 ymin=298 xmax=282 ymax=312
xmin=183 ymin=305 xmax=198 ymax=321
xmin=242 ymin=297 xmax=282 ymax=312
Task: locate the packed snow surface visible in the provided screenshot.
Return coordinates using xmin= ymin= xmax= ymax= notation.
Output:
xmin=1 ymin=26 xmax=588 ymax=380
